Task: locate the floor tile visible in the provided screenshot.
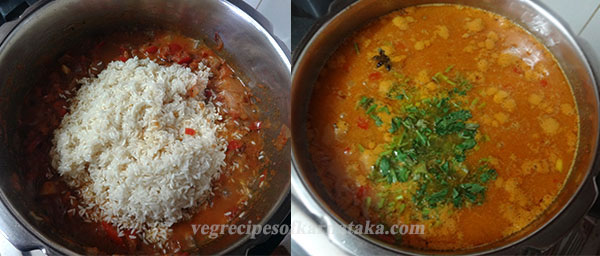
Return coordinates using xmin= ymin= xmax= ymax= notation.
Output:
xmin=580 ymin=8 xmax=600 ymax=75
xmin=257 ymin=0 xmax=291 ymax=51
xmin=242 ymin=0 xmax=261 ymax=9
xmin=540 ymin=0 xmax=599 ymax=33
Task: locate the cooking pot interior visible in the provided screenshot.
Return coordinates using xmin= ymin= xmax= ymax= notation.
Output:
xmin=291 ymin=0 xmax=598 ymax=254
xmin=0 ymin=0 xmax=290 ymax=253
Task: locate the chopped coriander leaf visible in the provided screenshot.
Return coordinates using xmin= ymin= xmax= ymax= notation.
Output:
xmin=364 ymin=68 xmax=496 ymax=212
xmin=457 ymin=138 xmax=477 ymax=151
xmin=354 ymin=42 xmax=360 ymax=54
xmin=379 ymin=157 xmax=391 ymax=174
xmin=479 ymin=168 xmax=497 ymax=183
xmin=370 ymin=114 xmax=384 ymax=126
xmin=366 ymin=103 xmax=378 ymax=114
xmin=377 ymin=198 xmax=386 ymax=209
xmin=463 ymin=183 xmax=485 ymax=193
xmin=426 ymin=188 xmax=448 ymax=206
xmin=444 ymin=65 xmax=455 ymax=73
xmin=398 ymin=203 xmax=406 ymax=214
xmin=387 ymin=81 xmax=409 ymax=100
xmin=470 ymin=98 xmax=479 ymax=109
xmin=397 ymin=167 xmax=410 ymax=182
xmin=378 ymin=106 xmax=391 ymax=114
xmin=358 ymin=96 xmax=374 ymax=110
xmin=389 ymin=117 xmax=403 ymax=133
xmin=357 ymin=144 xmax=365 ymax=152
xmin=432 ymin=72 xmax=456 ymax=86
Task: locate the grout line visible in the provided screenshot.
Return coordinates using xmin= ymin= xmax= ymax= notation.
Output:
xmin=256 ymin=0 xmax=264 ymax=9
xmin=578 ymin=3 xmax=600 ymax=35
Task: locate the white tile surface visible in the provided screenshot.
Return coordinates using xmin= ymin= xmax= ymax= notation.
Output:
xmin=257 ymin=0 xmax=291 ymax=50
xmin=242 ymin=0 xmax=261 ymax=9
xmin=580 ymin=8 xmax=600 ymax=74
xmin=540 ymin=0 xmax=600 ymax=33
xmin=0 ymin=233 xmax=21 ymax=256
xmin=291 ymin=201 xmax=349 ymax=256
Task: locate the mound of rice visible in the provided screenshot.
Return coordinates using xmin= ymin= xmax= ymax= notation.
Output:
xmin=50 ymin=57 xmax=227 ymax=244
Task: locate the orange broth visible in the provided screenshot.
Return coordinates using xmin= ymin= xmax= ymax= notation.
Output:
xmin=307 ymin=4 xmax=578 ymax=250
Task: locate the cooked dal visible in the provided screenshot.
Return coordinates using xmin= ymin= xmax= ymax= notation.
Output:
xmin=308 ymin=4 xmax=578 ymax=250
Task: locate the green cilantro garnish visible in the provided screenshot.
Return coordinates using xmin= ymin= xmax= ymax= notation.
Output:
xmin=363 ymin=68 xmax=496 ymax=215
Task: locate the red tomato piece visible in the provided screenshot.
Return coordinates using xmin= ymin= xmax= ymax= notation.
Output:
xmin=101 ymin=221 xmax=124 ymax=246
xmin=145 ymin=45 xmax=158 ymax=54
xmin=214 ymin=32 xmax=224 ymax=51
xmin=168 ymin=43 xmax=182 ymax=53
xmin=368 ymin=72 xmax=382 ymax=81
xmin=343 ymin=147 xmax=351 ymax=155
xmin=188 ymin=86 xmax=200 ymax=98
xmin=227 ymin=140 xmax=243 ymax=152
xmin=357 ymin=185 xmax=367 ymax=198
xmin=204 ymin=89 xmax=213 ymax=98
xmin=177 ymin=56 xmax=192 ymax=64
xmin=251 ymin=121 xmax=262 ymax=131
xmin=513 ymin=67 xmax=522 ymax=74
xmin=185 ymin=128 xmax=196 ymax=135
xmin=357 ymin=117 xmax=369 ymax=129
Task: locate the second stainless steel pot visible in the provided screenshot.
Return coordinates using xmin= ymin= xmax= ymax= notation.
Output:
xmin=292 ymin=0 xmax=600 ymax=254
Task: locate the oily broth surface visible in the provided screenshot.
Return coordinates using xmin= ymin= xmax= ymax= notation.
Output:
xmin=307 ymin=4 xmax=578 ymax=250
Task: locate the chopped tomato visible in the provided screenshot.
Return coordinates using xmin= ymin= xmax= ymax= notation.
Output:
xmin=368 ymin=72 xmax=382 ymax=81
xmin=145 ymin=45 xmax=158 ymax=54
xmin=343 ymin=147 xmax=351 ymax=155
xmin=259 ymin=170 xmax=267 ymax=183
xmin=214 ymin=32 xmax=224 ymax=51
xmin=188 ymin=86 xmax=200 ymax=98
xmin=204 ymin=89 xmax=213 ymax=98
xmin=52 ymin=100 xmax=67 ymax=117
xmin=540 ymin=79 xmax=548 ymax=87
xmin=513 ymin=67 xmax=522 ymax=74
xmin=251 ymin=121 xmax=262 ymax=131
xmin=185 ymin=128 xmax=196 ymax=135
xmin=357 ymin=117 xmax=369 ymax=129
xmin=177 ymin=55 xmax=192 ymax=64
xmin=101 ymin=221 xmax=124 ymax=246
xmin=357 ymin=185 xmax=367 ymax=199
xmin=227 ymin=140 xmax=243 ymax=152
xmin=168 ymin=43 xmax=182 ymax=53
xmin=57 ymin=107 xmax=67 ymax=117
xmin=118 ymin=56 xmax=128 ymax=62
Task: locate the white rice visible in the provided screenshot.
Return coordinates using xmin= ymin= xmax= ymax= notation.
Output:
xmin=50 ymin=57 xmax=227 ymax=245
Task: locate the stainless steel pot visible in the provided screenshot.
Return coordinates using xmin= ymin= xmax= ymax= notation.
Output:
xmin=292 ymin=0 xmax=600 ymax=254
xmin=0 ymin=0 xmax=290 ymax=254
